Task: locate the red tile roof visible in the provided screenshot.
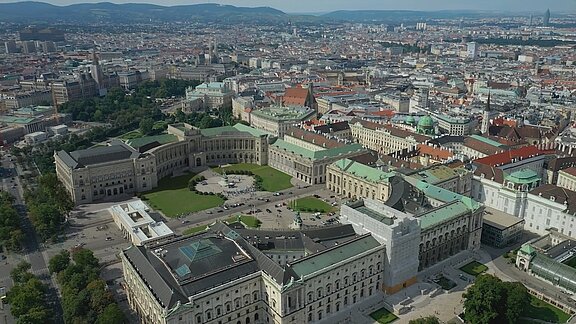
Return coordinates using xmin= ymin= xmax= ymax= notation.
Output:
xmin=474 ymin=145 xmax=556 ymax=167
xmin=417 ymin=144 xmax=454 ymax=160
xmin=283 ymin=87 xmax=309 ymax=106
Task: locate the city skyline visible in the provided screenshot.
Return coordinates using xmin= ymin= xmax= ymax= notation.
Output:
xmin=0 ymin=0 xmax=573 ymax=13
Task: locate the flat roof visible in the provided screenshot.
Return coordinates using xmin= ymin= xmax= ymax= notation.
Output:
xmin=126 ymin=134 xmax=178 ymax=149
xmin=482 ymin=207 xmax=525 ymax=230
xmin=273 ymin=139 xmax=364 ymax=161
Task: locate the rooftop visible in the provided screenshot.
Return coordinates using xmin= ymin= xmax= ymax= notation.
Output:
xmin=482 ymin=207 xmax=525 ymax=230
xmin=289 ymin=235 xmax=381 ymax=277
xmin=250 ymin=106 xmax=315 ymax=122
xmin=272 ymin=139 xmax=364 ymax=161
xmin=331 ymin=158 xmax=393 ymax=183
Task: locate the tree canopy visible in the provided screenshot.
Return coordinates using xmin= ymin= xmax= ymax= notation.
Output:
xmin=0 ymin=192 xmax=24 ymax=251
xmin=6 ymin=261 xmax=54 ymax=323
xmin=463 ymin=274 xmax=530 ymax=324
xmin=25 ymin=173 xmax=74 ymax=242
xmin=50 ymin=248 xmax=126 ymax=324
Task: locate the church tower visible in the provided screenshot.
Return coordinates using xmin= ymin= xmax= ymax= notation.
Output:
xmin=481 ymin=92 xmax=491 ymax=134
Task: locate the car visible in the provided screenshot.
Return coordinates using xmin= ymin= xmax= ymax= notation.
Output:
xmin=313 ymin=194 xmax=321 ymax=198
xmin=206 ymin=211 xmax=213 ymax=214
xmin=181 ymin=220 xmax=190 ymax=224
xmin=309 ymin=218 xmax=316 ymax=221
xmin=313 ymin=212 xmax=321 ymax=217
xmin=277 ymin=209 xmax=282 ymax=213
xmin=217 ymin=210 xmax=223 ymax=213
xmin=265 ymin=198 xmax=270 ymax=202
xmin=315 ymin=215 xmax=321 ymax=220
xmin=273 ymin=192 xmax=280 ymax=196
xmin=266 ymin=209 xmax=272 ymax=213
xmin=330 ymin=195 xmax=335 ymax=198
xmin=105 ymin=237 xmax=113 ymax=241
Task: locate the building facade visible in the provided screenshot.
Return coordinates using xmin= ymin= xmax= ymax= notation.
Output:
xmin=55 ymin=123 xmax=273 ymax=204
xmin=349 ymin=119 xmax=430 ymax=155
xmin=121 ymin=222 xmax=386 ymax=324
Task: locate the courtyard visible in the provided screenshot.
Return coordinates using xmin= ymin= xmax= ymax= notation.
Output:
xmin=141 ymin=173 xmax=224 ymax=217
xmin=212 ymin=163 xmax=293 ymax=192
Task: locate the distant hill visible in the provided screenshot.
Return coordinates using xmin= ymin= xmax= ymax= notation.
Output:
xmin=0 ymin=1 xmax=287 ymax=23
xmin=321 ymin=10 xmax=508 ymax=22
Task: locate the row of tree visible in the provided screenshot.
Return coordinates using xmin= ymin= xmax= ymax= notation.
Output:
xmin=135 ymin=79 xmax=201 ymax=99
xmin=50 ymin=248 xmax=126 ymax=324
xmin=24 ymin=173 xmax=74 ymax=242
xmin=6 ymin=261 xmax=55 ymax=323
xmin=0 ymin=192 xmax=24 ymax=252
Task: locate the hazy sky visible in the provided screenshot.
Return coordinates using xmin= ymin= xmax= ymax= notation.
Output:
xmin=0 ymin=0 xmax=574 ymax=13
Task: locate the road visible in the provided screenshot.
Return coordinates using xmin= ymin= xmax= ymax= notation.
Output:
xmin=167 ymin=183 xmax=328 ymax=232
xmin=0 ymin=153 xmax=63 ymax=323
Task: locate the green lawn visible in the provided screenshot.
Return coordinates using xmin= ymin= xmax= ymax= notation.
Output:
xmin=289 ymin=196 xmax=334 ymax=213
xmin=213 ymin=163 xmax=292 ymax=192
xmin=141 ymin=173 xmax=224 ymax=217
xmin=460 ymin=261 xmax=488 ymax=277
xmin=436 ymin=275 xmax=457 ymax=290
xmin=118 ymin=130 xmax=143 ymax=140
xmin=370 ymin=307 xmax=398 ymax=324
xmin=225 ymin=215 xmax=261 ymax=228
xmin=524 ymin=296 xmax=571 ymax=323
xmin=183 ymin=224 xmax=208 ymax=236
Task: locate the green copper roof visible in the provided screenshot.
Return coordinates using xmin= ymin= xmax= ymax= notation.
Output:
xmin=126 ymin=134 xmax=178 ymax=148
xmin=411 ymin=179 xmax=481 ymax=211
xmin=519 ymin=244 xmax=535 ymax=255
xmin=290 ymin=235 xmax=381 ymax=277
xmin=332 ymin=159 xmax=393 ymax=183
xmin=200 ymin=126 xmax=237 ymax=137
xmin=233 ymin=123 xmax=271 ymax=137
xmin=419 ymin=201 xmax=470 ymax=229
xmin=418 ymin=115 xmax=434 ymax=128
xmin=505 ymin=169 xmax=540 ymax=184
xmin=200 ymin=124 xmax=271 ymax=137
xmin=273 ymin=140 xmax=364 ymax=161
xmin=470 ymin=135 xmax=507 ymax=148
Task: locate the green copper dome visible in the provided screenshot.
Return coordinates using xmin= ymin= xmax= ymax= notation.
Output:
xmin=406 ymin=115 xmax=416 ymax=125
xmin=418 ymin=115 xmax=434 ymax=128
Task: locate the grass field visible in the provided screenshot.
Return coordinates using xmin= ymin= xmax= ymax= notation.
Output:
xmin=226 ymin=215 xmax=261 ymax=228
xmin=183 ymin=224 xmax=208 ymax=236
xmin=370 ymin=307 xmax=398 ymax=324
xmin=460 ymin=261 xmax=488 ymax=277
xmin=141 ymin=173 xmax=224 ymax=217
xmin=524 ymin=296 xmax=570 ymax=323
xmin=213 ymin=163 xmax=292 ymax=192
xmin=289 ymin=196 xmax=334 ymax=213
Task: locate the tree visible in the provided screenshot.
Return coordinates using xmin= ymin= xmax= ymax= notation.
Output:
xmin=139 ymin=118 xmax=154 ymax=136
xmin=10 ymin=261 xmax=33 ymax=284
xmin=463 ymin=274 xmax=530 ymax=324
xmin=96 ymin=304 xmax=126 ymax=324
xmin=49 ymin=250 xmax=70 ymax=274
xmin=72 ymin=248 xmax=99 ymax=269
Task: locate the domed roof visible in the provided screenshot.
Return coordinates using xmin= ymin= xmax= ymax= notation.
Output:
xmin=406 ymin=115 xmax=416 ymax=124
xmin=418 ymin=115 xmax=434 ymax=128
xmin=506 ymin=169 xmax=540 ymax=184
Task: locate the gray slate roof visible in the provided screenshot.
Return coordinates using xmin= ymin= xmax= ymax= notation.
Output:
xmin=58 ymin=142 xmax=140 ymax=169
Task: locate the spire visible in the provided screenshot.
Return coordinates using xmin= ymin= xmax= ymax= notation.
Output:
xmin=485 ymin=92 xmax=491 ymax=112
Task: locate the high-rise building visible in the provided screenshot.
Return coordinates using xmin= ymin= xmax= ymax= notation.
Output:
xmin=4 ymin=40 xmax=18 ymax=54
xmin=467 ymin=42 xmax=479 ymax=59
xmin=543 ymin=9 xmax=550 ymax=27
xmin=481 ymin=93 xmax=491 ymax=134
xmin=21 ymin=41 xmax=36 ymax=54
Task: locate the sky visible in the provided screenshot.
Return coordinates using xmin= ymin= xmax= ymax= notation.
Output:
xmin=0 ymin=0 xmax=574 ymax=13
